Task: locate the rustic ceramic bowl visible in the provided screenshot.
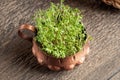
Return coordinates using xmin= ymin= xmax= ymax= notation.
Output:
xmin=18 ymin=24 xmax=90 ymax=71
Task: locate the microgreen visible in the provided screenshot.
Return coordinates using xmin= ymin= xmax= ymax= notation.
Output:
xmin=34 ymin=1 xmax=87 ymax=58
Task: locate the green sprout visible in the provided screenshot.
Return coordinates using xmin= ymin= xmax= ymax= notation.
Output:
xmin=34 ymin=1 xmax=87 ymax=58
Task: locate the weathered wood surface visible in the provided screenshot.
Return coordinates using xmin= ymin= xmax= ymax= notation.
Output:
xmin=0 ymin=0 xmax=120 ymax=80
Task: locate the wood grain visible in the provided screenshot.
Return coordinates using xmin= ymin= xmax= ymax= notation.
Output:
xmin=0 ymin=0 xmax=120 ymax=80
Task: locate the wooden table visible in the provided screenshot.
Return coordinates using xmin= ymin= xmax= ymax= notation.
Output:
xmin=0 ymin=0 xmax=120 ymax=80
